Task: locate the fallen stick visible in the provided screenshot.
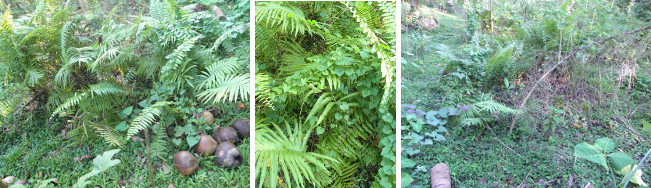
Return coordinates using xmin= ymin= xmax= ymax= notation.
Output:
xmin=210 ymin=5 xmax=227 ymax=20
xmin=508 ymin=25 xmax=651 ymax=133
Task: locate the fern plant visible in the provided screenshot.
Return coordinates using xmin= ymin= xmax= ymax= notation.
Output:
xmin=255 ymin=1 xmax=396 ymax=187
xmin=457 ymin=100 xmax=520 ymax=127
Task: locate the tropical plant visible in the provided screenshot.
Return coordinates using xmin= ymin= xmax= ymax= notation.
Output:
xmin=574 ymin=138 xmax=648 ymax=187
xmin=255 ymin=1 xmax=396 ymax=187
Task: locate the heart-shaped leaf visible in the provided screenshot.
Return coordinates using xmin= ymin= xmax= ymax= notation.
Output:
xmin=400 ymin=172 xmax=414 ymax=188
xmin=595 ymin=137 xmax=614 ymax=153
xmin=186 ymin=135 xmax=200 ymax=148
xmin=607 ymin=152 xmax=635 ymax=171
xmin=438 ymin=107 xmax=449 ymax=118
xmin=410 ymin=120 xmax=423 ymax=133
xmin=401 ymin=158 xmax=416 ymax=168
xmin=574 ymin=142 xmax=608 ymax=170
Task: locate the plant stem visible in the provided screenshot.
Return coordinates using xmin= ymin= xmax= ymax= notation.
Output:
xmin=622 ymin=147 xmax=651 ymax=188
xmin=145 ymin=128 xmax=155 ymax=188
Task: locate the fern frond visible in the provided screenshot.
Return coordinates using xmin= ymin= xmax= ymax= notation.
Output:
xmin=51 ymin=83 xmax=126 ymax=118
xmin=255 ymin=121 xmax=339 ymax=188
xmin=211 ymin=24 xmax=247 ymax=52
xmin=23 ymin=68 xmax=44 ymax=87
xmin=458 ymin=100 xmax=519 ymax=127
xmin=255 ymin=2 xmax=313 ymax=36
xmin=125 ymin=101 xmax=171 ymax=139
xmin=254 ymin=72 xmax=272 ymax=109
xmin=95 ymin=124 xmax=125 ymax=147
xmin=196 ymin=74 xmax=250 ymax=104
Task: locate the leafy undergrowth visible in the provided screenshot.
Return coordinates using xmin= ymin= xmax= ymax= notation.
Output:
xmin=0 ymin=0 xmax=250 ymax=187
xmin=255 ymin=1 xmax=396 ymax=187
xmin=0 ymin=106 xmax=250 ymax=187
xmin=402 ymin=1 xmax=651 ymax=187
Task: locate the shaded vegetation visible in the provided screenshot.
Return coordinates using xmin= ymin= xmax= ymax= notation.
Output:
xmin=401 ymin=0 xmax=650 ymax=187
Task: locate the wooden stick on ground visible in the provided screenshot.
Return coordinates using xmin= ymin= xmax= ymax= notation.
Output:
xmin=508 ymin=25 xmax=651 ymax=133
xmin=210 ymin=5 xmax=227 ymax=20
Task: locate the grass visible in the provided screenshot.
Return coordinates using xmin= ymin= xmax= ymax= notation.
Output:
xmin=0 ymin=107 xmax=250 ymax=187
xmin=402 ymin=3 xmax=651 ymax=187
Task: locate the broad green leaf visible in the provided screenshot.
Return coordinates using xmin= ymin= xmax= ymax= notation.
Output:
xmin=74 ymin=149 xmax=121 ymax=188
xmin=316 ymin=127 xmax=325 ymax=135
xmin=340 ymin=102 xmax=349 ymax=111
xmin=642 ymin=120 xmax=651 ymax=134
xmin=438 ymin=107 xmax=449 ymax=118
xmin=574 ymin=142 xmax=608 ymax=170
xmin=426 ymin=111 xmax=437 ymax=120
xmin=421 ymin=139 xmax=433 ymax=145
xmin=401 ymin=172 xmax=414 ymax=188
xmin=435 ymin=126 xmax=448 ymax=133
xmin=618 ymin=164 xmax=648 ymax=187
xmin=187 ymin=135 xmax=200 ymax=148
xmin=115 ymin=121 xmax=128 ymax=131
xmin=119 ymin=106 xmax=133 ymax=119
xmin=608 ymin=152 xmax=635 ymax=171
xmin=410 ymin=120 xmax=422 ymax=133
xmin=595 ymin=137 xmax=614 ymax=153
xmin=401 ymin=157 xmax=416 ymax=168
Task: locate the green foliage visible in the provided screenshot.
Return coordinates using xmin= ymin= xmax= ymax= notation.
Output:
xmin=574 ymin=138 xmax=648 ymax=186
xmin=542 ymin=106 xmax=565 ymax=135
xmin=1 ymin=0 xmax=250 ymax=186
xmin=456 ymin=100 xmax=519 ymax=127
xmin=73 ymin=149 xmax=121 ymax=188
xmin=255 ymin=121 xmax=338 ymax=188
xmin=255 ymin=1 xmax=396 ymax=187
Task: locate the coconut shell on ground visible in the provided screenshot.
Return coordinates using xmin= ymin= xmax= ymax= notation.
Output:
xmin=201 ymin=111 xmax=215 ymax=125
xmin=431 ymin=163 xmax=451 ymax=188
xmin=231 ymin=119 xmax=250 ymax=138
xmin=214 ymin=127 xmax=240 ymax=143
xmin=214 ymin=142 xmax=242 ymax=168
xmin=194 ymin=135 xmax=218 ymax=156
xmin=173 ymin=151 xmax=198 ymax=176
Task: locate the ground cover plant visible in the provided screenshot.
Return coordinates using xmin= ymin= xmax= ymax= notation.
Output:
xmin=401 ymin=0 xmax=651 ymax=187
xmin=254 ymin=1 xmax=396 ymax=187
xmin=0 ymin=0 xmax=250 ymax=187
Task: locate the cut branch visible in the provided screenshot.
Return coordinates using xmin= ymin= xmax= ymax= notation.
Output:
xmin=210 ymin=5 xmax=227 ymax=20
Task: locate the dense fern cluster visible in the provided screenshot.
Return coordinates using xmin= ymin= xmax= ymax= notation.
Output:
xmin=1 ymin=0 xmax=250 ymax=150
xmin=255 ymin=1 xmax=396 ymax=187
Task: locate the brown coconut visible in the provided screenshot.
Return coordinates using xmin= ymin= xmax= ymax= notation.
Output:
xmin=194 ymin=135 xmax=218 ymax=156
xmin=173 ymin=151 xmax=198 ymax=176
xmin=231 ymin=119 xmax=250 ymax=138
xmin=201 ymin=111 xmax=214 ymax=125
xmin=214 ymin=142 xmax=242 ymax=168
xmin=214 ymin=127 xmax=240 ymax=143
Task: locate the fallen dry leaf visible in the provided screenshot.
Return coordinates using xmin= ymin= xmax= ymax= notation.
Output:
xmin=73 ymin=155 xmax=93 ymax=164
xmin=168 ymin=183 xmax=174 ymax=188
xmin=131 ymin=136 xmax=145 ymax=143
xmin=155 ymin=163 xmax=171 ymax=173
